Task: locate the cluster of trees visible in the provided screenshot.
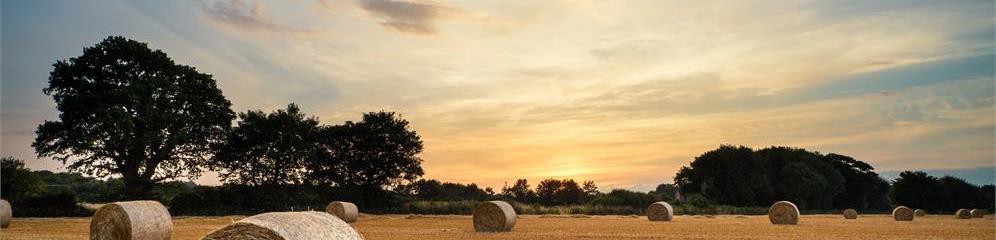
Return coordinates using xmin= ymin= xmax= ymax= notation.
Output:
xmin=890 ymin=171 xmax=994 ymax=212
xmin=496 ymin=179 xmax=599 ymax=205
xmin=31 ymin=36 xmax=423 ymax=200
xmin=210 ymin=104 xmax=423 ymax=190
xmin=674 ymin=145 xmax=994 ymax=212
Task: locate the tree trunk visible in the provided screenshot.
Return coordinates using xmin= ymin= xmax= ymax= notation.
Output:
xmin=121 ymin=167 xmax=150 ymax=200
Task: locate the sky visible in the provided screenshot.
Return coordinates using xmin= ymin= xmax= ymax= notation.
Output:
xmin=2 ymin=0 xmax=994 ymax=191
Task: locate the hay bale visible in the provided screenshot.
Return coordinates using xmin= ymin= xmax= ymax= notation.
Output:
xmin=646 ymin=201 xmax=673 ymax=221
xmin=473 ymin=201 xmax=516 ymax=232
xmin=971 ymin=209 xmax=986 ymax=218
xmin=914 ymin=209 xmax=926 ymax=216
xmin=202 ymin=211 xmax=362 ymax=240
xmin=892 ymin=206 xmax=913 ymax=221
xmin=842 ymin=209 xmax=858 ymax=219
xmin=325 ymin=201 xmax=358 ymax=223
xmin=767 ymin=201 xmax=799 ymax=225
xmin=956 ymin=209 xmax=972 ymax=219
xmin=90 ymin=200 xmax=172 ymax=240
xmin=1 ymin=199 xmax=11 ymax=228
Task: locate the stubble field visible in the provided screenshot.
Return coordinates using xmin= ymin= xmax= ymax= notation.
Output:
xmin=1 ymin=214 xmax=993 ymax=240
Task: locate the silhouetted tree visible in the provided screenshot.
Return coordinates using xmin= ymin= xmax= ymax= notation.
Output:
xmin=33 ymin=36 xmax=234 ymax=198
xmin=889 ymin=171 xmax=950 ymax=211
xmin=308 ymin=112 xmax=424 ymax=190
xmin=939 ymin=176 xmax=981 ymax=210
xmin=582 ymin=180 xmax=599 ymax=201
xmin=211 ymin=104 xmax=320 ymax=185
xmin=536 ymin=179 xmax=562 ymax=206
xmin=979 ymin=185 xmax=995 ymax=211
xmin=557 ymin=179 xmax=585 ymax=205
xmin=824 ymin=153 xmax=890 ymax=210
xmin=674 ymin=145 xmax=774 ymax=206
xmin=501 ymin=179 xmax=535 ymax=202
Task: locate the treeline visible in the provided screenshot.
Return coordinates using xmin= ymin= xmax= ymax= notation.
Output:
xmin=891 ymin=171 xmax=995 ymax=212
xmin=674 ymin=145 xmax=994 ymax=212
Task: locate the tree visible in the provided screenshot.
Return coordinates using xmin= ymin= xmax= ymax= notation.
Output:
xmin=824 ymin=153 xmax=890 ymax=210
xmin=536 ymin=179 xmax=562 ymax=206
xmin=556 ymin=179 xmax=585 ymax=205
xmin=979 ymin=185 xmax=995 ymax=211
xmin=408 ymin=179 xmax=490 ymax=201
xmin=888 ymin=171 xmax=949 ymax=211
xmin=939 ymin=176 xmax=980 ymax=210
xmin=33 ymin=36 xmax=234 ymax=198
xmin=501 ymin=179 xmax=535 ymax=203
xmin=308 ymin=112 xmax=424 ymax=189
xmin=675 ymin=145 xmax=858 ymax=209
xmin=674 ymin=145 xmax=773 ymax=206
xmin=1 ymin=157 xmax=46 ymax=201
xmin=591 ymin=189 xmax=659 ymax=208
xmin=582 ymin=180 xmax=599 ymax=200
xmin=651 ymin=183 xmax=678 ymax=201
xmin=211 ymin=104 xmax=320 ymax=185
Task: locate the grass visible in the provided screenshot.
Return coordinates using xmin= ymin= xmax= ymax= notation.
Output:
xmin=1 ymin=214 xmax=992 ymax=240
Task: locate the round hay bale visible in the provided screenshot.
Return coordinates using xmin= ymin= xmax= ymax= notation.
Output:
xmin=325 ymin=201 xmax=358 ymax=223
xmin=842 ymin=209 xmax=858 ymax=219
xmin=473 ymin=201 xmax=516 ymax=232
xmin=914 ymin=209 xmax=926 ymax=216
xmin=90 ymin=200 xmax=172 ymax=240
xmin=892 ymin=206 xmax=913 ymax=221
xmin=971 ymin=209 xmax=986 ymax=218
xmin=955 ymin=209 xmax=972 ymax=219
xmin=767 ymin=201 xmax=799 ymax=225
xmin=202 ymin=211 xmax=362 ymax=240
xmin=1 ymin=199 xmax=11 ymax=228
xmin=646 ymin=201 xmax=674 ymax=221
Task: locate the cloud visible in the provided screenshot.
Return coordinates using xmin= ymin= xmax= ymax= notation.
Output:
xmin=357 ymin=0 xmax=466 ymax=35
xmin=203 ymin=0 xmax=308 ymax=33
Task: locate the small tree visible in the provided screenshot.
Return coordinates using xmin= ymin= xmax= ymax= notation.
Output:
xmin=582 ymin=180 xmax=599 ymax=200
xmin=211 ymin=103 xmax=320 ymax=185
xmin=33 ymin=36 xmax=234 ymax=198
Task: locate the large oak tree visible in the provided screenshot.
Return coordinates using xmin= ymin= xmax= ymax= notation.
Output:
xmin=33 ymin=36 xmax=234 ymax=198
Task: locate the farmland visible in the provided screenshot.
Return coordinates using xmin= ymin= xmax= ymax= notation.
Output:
xmin=2 ymin=214 xmax=992 ymax=240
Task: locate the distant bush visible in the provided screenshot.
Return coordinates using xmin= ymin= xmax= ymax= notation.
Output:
xmin=169 ymin=184 xmax=411 ymax=216
xmin=12 ymin=190 xmax=92 ymax=217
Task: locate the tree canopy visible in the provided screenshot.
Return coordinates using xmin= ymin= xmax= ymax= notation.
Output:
xmin=33 ymin=36 xmax=234 ymax=198
xmin=674 ymin=145 xmax=881 ymax=210
xmin=210 ymin=106 xmax=424 ymax=191
xmin=211 ymin=103 xmax=320 ymax=185
xmin=307 ymin=111 xmax=425 ymax=189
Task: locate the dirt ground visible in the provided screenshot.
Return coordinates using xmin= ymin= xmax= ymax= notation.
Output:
xmin=1 ymin=214 xmax=993 ymax=240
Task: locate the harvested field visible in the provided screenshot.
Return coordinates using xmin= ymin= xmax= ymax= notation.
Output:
xmin=1 ymin=214 xmax=993 ymax=240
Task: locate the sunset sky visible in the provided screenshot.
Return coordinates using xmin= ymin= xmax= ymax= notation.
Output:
xmin=2 ymin=0 xmax=994 ymax=190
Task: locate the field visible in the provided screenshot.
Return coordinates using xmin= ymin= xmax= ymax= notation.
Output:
xmin=2 ymin=214 xmax=993 ymax=240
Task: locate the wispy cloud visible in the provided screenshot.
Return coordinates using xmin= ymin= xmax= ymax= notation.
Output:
xmin=357 ymin=0 xmax=468 ymax=35
xmin=203 ymin=0 xmax=309 ymax=33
